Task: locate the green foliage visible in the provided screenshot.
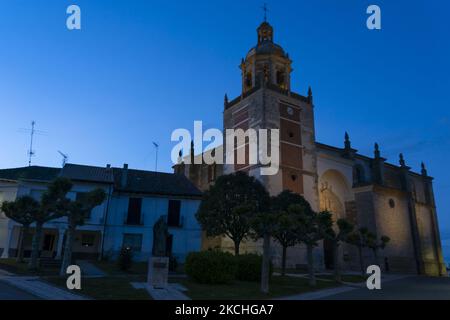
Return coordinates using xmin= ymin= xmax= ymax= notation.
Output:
xmin=1 ymin=196 xmax=39 ymax=226
xmin=196 ymin=172 xmax=270 ymax=255
xmin=235 ymin=254 xmax=273 ymax=282
xmin=185 ymin=251 xmax=237 ymax=284
xmin=117 ymin=247 xmax=133 ymax=271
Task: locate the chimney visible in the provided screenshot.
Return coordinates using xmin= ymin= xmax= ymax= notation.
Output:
xmin=121 ymin=163 xmax=128 ymax=188
xmin=106 ymin=164 xmax=111 ymax=168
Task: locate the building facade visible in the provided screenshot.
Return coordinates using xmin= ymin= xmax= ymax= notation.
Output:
xmin=0 ymin=163 xmax=202 ymax=263
xmin=174 ymin=21 xmax=447 ymax=276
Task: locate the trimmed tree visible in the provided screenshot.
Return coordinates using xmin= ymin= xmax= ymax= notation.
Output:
xmin=294 ymin=206 xmax=333 ymax=287
xmin=325 ymin=217 xmax=354 ymax=282
xmin=251 ymin=207 xmax=278 ymax=294
xmin=1 ymin=196 xmax=39 ymax=262
xmin=367 ymin=233 xmax=390 ymax=266
xmin=29 ymin=177 xmax=73 ymax=270
xmin=196 ymin=172 xmax=270 ymax=256
xmin=60 ymin=188 xmax=106 ymax=276
xmin=347 ymin=227 xmax=373 ymax=276
xmin=271 ymin=191 xmax=312 ymax=276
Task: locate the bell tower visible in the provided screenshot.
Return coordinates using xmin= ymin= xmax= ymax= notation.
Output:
xmin=240 ymin=21 xmax=293 ymax=94
xmin=224 ymin=20 xmax=319 ymax=213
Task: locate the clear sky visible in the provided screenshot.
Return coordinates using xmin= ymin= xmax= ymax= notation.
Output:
xmin=0 ymin=1 xmax=449 ymax=256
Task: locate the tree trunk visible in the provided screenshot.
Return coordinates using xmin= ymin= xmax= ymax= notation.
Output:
xmin=333 ymin=241 xmax=341 ymax=283
xmin=307 ymin=244 xmax=316 ymax=287
xmin=260 ymin=233 xmax=271 ymax=294
xmin=358 ymin=246 xmax=365 ymax=276
xmin=16 ymin=226 xmax=29 ymax=263
xmin=234 ymin=240 xmax=240 ymax=256
xmin=60 ymin=222 xmax=76 ymax=276
xmin=281 ymin=245 xmax=287 ymax=276
xmin=28 ymin=223 xmax=43 ymax=270
xmin=373 ymin=248 xmax=379 ymax=266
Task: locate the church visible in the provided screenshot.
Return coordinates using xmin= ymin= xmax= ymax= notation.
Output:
xmin=174 ymin=21 xmax=447 ymax=276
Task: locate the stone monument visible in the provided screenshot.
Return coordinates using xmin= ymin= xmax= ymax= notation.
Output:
xmin=147 ymin=216 xmax=169 ymax=289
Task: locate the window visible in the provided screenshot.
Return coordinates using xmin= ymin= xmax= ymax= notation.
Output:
xmin=277 ymin=70 xmax=286 ymax=87
xmin=166 ymin=234 xmax=173 ymax=257
xmin=126 ymin=198 xmax=142 ymax=225
xmin=122 ymin=233 xmax=143 ymax=252
xmin=168 ymin=200 xmax=181 ymax=227
xmin=389 ymin=199 xmax=396 ymax=209
xmin=81 ymin=234 xmax=95 ymax=247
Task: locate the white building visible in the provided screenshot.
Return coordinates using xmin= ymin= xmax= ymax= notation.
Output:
xmin=0 ymin=163 xmax=203 ymax=263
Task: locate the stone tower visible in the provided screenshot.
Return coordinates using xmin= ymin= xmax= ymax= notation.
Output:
xmin=223 ymin=21 xmax=319 ymax=211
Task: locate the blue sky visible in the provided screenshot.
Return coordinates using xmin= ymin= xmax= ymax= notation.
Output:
xmin=0 ymin=1 xmax=449 ymax=255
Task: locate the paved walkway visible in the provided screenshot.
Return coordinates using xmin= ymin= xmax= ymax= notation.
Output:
xmin=277 ymin=274 xmax=411 ymax=300
xmin=324 ymin=276 xmax=450 ymax=300
xmin=0 ymin=276 xmax=89 ymax=300
xmin=0 ymin=280 xmax=40 ymax=300
xmin=76 ymin=260 xmax=106 ymax=277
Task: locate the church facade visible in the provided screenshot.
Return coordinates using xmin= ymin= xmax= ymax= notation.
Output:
xmin=174 ymin=21 xmax=447 ymax=276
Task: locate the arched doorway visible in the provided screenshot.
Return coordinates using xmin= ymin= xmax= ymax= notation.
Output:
xmin=319 ymin=169 xmax=352 ymax=270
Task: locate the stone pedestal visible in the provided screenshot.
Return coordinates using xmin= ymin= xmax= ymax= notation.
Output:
xmin=147 ymin=256 xmax=169 ymax=289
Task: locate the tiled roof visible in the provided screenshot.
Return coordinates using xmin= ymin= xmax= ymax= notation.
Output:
xmin=0 ymin=166 xmax=61 ymax=182
xmin=61 ymin=164 xmax=114 ymax=184
xmin=113 ymin=167 xmax=202 ymax=197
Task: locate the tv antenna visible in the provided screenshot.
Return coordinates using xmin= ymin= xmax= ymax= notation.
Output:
xmin=152 ymin=142 xmax=159 ymax=172
xmin=18 ymin=121 xmax=47 ymax=166
xmin=58 ymin=150 xmax=69 ymax=167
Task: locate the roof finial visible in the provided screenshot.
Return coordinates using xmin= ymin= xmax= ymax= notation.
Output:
xmin=374 ymin=142 xmax=380 ymax=159
xmin=308 ymin=86 xmax=313 ymax=103
xmin=421 ymin=162 xmax=428 ymax=176
xmin=224 ymin=93 xmax=229 ymax=109
xmin=399 ymin=153 xmax=406 ymax=167
xmin=344 ymin=132 xmax=351 ymax=150
xmin=262 ymin=2 xmax=268 ymax=22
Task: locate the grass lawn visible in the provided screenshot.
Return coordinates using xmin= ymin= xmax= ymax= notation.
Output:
xmin=316 ymin=274 xmax=368 ymax=283
xmin=44 ymin=275 xmax=152 ymax=300
xmin=0 ymin=258 xmax=60 ymax=276
xmin=174 ymin=275 xmax=340 ymax=300
xmin=92 ymin=260 xmax=185 ymax=276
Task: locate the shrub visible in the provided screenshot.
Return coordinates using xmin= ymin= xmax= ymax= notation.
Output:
xmin=117 ymin=247 xmax=133 ymax=271
xmin=235 ymin=253 xmax=273 ymax=282
xmin=185 ymin=251 xmax=237 ymax=284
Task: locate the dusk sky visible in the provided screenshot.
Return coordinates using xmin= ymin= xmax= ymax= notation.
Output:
xmin=1 ymin=1 xmax=449 ymax=255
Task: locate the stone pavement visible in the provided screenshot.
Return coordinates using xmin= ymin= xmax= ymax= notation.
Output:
xmin=131 ymin=282 xmax=190 ymax=300
xmin=0 ymin=276 xmax=89 ymax=300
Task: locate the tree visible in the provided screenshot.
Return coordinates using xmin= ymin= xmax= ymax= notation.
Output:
xmin=1 ymin=196 xmax=39 ymax=262
xmin=271 ymin=191 xmax=312 ymax=276
xmin=347 ymin=227 xmax=373 ymax=276
xmin=367 ymin=233 xmax=390 ymax=265
xmin=293 ymin=206 xmax=333 ymax=287
xmin=250 ymin=207 xmax=278 ymax=294
xmin=196 ymin=172 xmax=270 ymax=256
xmin=325 ymin=217 xmax=354 ymax=282
xmin=29 ymin=178 xmax=73 ymax=270
xmin=60 ymin=188 xmax=106 ymax=276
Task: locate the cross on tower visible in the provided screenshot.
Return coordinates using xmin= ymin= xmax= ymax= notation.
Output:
xmin=262 ymin=3 xmax=268 ymax=22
